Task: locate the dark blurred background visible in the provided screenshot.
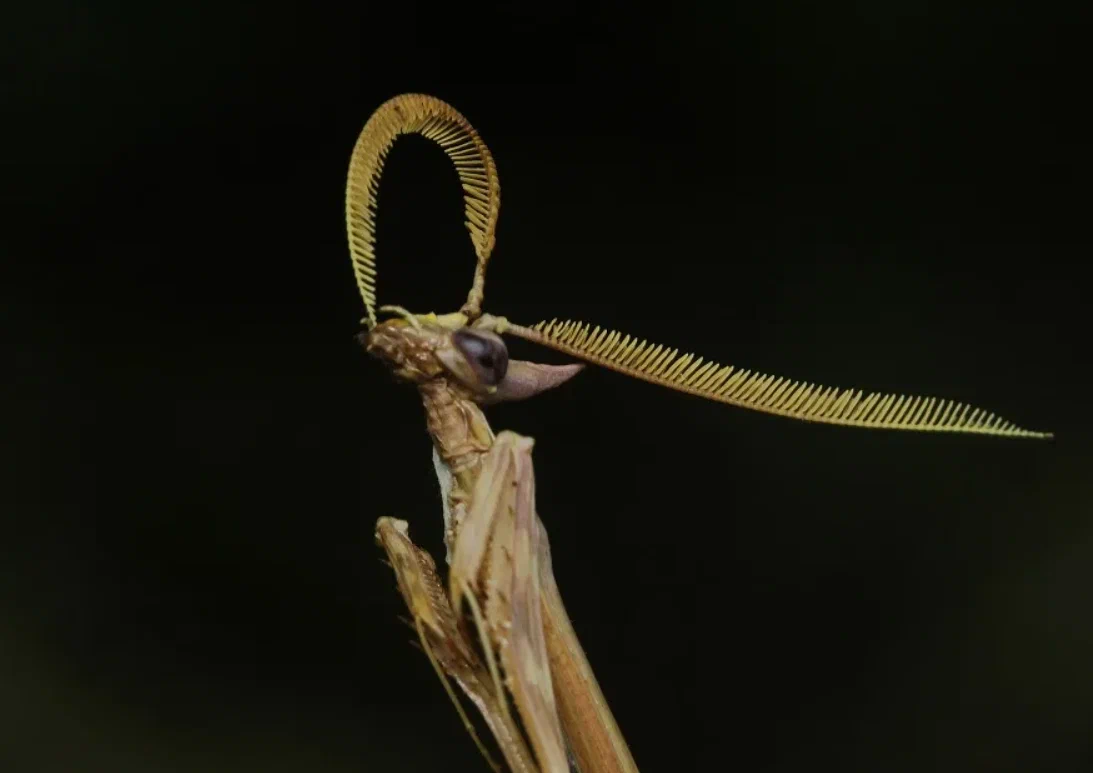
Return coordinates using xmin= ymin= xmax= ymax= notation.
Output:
xmin=3 ymin=2 xmax=1088 ymax=771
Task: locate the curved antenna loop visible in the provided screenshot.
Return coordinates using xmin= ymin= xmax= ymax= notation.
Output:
xmin=346 ymin=94 xmax=501 ymax=328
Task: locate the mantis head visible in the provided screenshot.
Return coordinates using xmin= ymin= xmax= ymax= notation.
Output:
xmin=361 ymin=306 xmax=583 ymax=404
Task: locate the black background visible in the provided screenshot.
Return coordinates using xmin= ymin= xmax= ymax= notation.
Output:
xmin=3 ymin=3 xmax=1089 ymax=772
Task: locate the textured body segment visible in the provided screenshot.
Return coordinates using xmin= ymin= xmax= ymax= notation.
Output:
xmin=419 ymin=377 xmax=495 ymax=554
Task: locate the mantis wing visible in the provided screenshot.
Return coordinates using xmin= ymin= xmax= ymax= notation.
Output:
xmin=377 ymin=430 xmax=571 ymax=773
xmin=450 ymin=431 xmax=570 ymax=773
xmin=451 ymin=431 xmax=641 ymax=773
xmin=380 ymin=430 xmax=640 ymax=772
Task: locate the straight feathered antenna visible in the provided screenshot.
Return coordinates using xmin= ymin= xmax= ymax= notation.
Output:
xmin=500 ymin=318 xmax=1054 ymax=439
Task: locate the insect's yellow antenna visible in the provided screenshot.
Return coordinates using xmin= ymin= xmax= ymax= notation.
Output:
xmin=346 ymin=94 xmax=501 ymax=327
xmin=503 ymin=318 xmax=1054 ymax=440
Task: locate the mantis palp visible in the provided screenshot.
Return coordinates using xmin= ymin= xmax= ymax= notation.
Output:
xmin=346 ymin=94 xmax=1052 ymax=773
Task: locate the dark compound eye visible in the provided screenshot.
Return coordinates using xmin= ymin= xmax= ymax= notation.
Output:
xmin=453 ymin=329 xmax=509 ymax=386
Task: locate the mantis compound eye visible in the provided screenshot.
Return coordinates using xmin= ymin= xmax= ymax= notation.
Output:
xmin=453 ymin=328 xmax=509 ymax=386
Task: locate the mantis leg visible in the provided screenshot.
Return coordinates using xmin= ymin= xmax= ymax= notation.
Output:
xmin=375 ymin=517 xmax=537 ymax=773
xmin=538 ymin=532 xmax=640 ymax=773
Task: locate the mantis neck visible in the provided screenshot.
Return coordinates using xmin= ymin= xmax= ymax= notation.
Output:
xmin=419 ymin=378 xmax=495 ymax=558
xmin=419 ymin=378 xmax=494 ymax=472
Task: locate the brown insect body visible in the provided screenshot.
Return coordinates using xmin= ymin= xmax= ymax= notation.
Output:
xmin=366 ymin=312 xmax=598 ymax=772
xmin=346 ymin=93 xmax=1051 ymax=773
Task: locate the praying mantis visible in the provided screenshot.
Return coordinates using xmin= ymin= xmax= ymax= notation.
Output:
xmin=346 ymin=94 xmax=1052 ymax=773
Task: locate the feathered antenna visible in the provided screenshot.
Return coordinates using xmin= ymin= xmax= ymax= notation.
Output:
xmin=499 ymin=318 xmax=1054 ymax=439
xmin=345 ymin=93 xmax=501 ymax=328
